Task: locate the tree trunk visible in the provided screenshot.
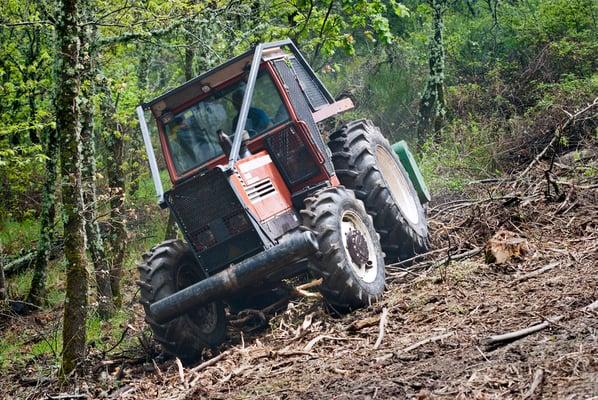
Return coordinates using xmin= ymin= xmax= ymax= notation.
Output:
xmin=80 ymin=22 xmax=114 ymax=319
xmin=57 ymin=0 xmax=88 ymax=376
xmin=100 ymin=82 xmax=127 ymax=309
xmin=128 ymin=45 xmax=150 ymax=196
xmin=26 ymin=127 xmax=59 ymax=306
xmin=417 ymin=0 xmax=447 ymax=150
xmin=0 ymin=255 xmax=6 ymax=301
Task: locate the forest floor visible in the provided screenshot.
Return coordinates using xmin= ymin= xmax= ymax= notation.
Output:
xmin=1 ymin=145 xmax=597 ymax=399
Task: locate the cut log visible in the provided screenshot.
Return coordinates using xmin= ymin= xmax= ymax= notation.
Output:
xmin=3 ymin=240 xmax=63 ymax=277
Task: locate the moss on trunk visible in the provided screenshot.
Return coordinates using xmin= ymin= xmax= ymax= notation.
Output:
xmin=80 ymin=21 xmax=114 ymax=320
xmin=57 ymin=0 xmax=88 ymax=376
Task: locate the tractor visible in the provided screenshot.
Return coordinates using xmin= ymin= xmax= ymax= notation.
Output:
xmin=136 ymin=39 xmax=429 ymax=362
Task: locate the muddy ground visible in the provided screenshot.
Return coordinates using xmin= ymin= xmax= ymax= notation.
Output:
xmin=1 ymin=150 xmax=597 ymax=399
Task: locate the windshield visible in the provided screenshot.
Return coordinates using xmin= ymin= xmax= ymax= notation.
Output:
xmin=163 ymin=71 xmax=290 ymax=175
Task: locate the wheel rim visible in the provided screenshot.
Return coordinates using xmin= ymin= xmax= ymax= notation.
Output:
xmin=340 ymin=210 xmax=378 ymax=283
xmin=374 ymin=145 xmax=419 ymax=226
xmin=176 ymin=264 xmax=219 ymax=333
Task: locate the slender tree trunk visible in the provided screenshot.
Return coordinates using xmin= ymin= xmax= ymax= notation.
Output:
xmin=128 ymin=46 xmax=150 ymax=196
xmin=417 ymin=0 xmax=447 ymax=150
xmin=57 ymin=0 xmax=88 ymax=376
xmin=0 ymin=255 xmax=6 ymax=301
xmin=26 ymin=127 xmax=59 ymax=306
xmin=100 ymin=82 xmax=127 ymax=308
xmin=80 ymin=22 xmax=114 ymax=319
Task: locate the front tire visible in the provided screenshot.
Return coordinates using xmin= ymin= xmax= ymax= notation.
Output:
xmin=137 ymin=240 xmax=226 ymax=363
xmin=329 ymin=120 xmax=429 ymax=261
xmin=301 ymin=186 xmax=385 ymax=311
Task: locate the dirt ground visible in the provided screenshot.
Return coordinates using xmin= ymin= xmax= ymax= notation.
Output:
xmin=1 ymin=150 xmax=597 ymax=399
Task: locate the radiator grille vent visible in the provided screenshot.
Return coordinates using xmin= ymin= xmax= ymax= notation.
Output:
xmin=246 ymin=178 xmax=276 ymax=201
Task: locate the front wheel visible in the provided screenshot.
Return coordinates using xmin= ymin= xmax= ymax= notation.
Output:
xmin=137 ymin=240 xmax=226 ymax=363
xmin=301 ymin=186 xmax=385 ymax=311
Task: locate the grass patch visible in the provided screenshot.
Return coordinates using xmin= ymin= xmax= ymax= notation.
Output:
xmin=0 ymin=218 xmax=39 ymax=255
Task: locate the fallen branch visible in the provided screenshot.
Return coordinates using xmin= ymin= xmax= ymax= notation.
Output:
xmin=189 ymin=350 xmax=230 ymax=374
xmin=303 ymin=335 xmax=360 ymax=352
xmin=3 ymin=240 xmax=64 ymax=277
xmin=373 ymin=307 xmax=388 ymax=350
xmin=513 ymin=261 xmax=559 ymax=284
xmin=585 ymin=300 xmax=598 ymax=312
xmin=523 ymin=369 xmax=544 ymax=400
xmin=483 ymin=316 xmax=564 ymax=349
xmin=175 ymin=358 xmax=188 ymax=389
xmin=347 ymin=315 xmax=380 ymax=332
xmin=399 ymin=332 xmax=453 ymax=354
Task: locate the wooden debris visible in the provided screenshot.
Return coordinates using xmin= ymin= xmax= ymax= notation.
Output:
xmin=485 ymin=230 xmax=531 ymax=264
xmin=190 ymin=350 xmax=230 ymax=374
xmin=483 ymin=316 xmax=563 ymax=348
xmin=175 ymin=358 xmax=188 ymax=389
xmin=513 ymin=261 xmax=559 ymax=284
xmin=399 ymin=332 xmax=454 ymax=354
xmin=347 ymin=315 xmax=381 ymax=332
xmin=584 ymin=300 xmax=598 ymax=312
xmin=523 ymin=369 xmax=544 ymax=400
xmin=303 ymin=335 xmax=359 ymax=352
xmin=373 ymin=307 xmax=388 ymax=350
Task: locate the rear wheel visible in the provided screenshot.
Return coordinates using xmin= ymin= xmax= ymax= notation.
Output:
xmin=301 ymin=186 xmax=385 ymax=311
xmin=329 ymin=119 xmax=429 ymax=261
xmin=137 ymin=240 xmax=226 ymax=363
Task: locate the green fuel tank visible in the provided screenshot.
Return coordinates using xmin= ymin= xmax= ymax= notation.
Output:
xmin=391 ymin=140 xmax=431 ymax=204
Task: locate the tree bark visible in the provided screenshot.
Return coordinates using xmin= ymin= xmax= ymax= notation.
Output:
xmin=80 ymin=21 xmax=114 ymax=320
xmin=417 ymin=0 xmax=447 ymax=150
xmin=0 ymin=255 xmax=6 ymax=301
xmin=57 ymin=0 xmax=88 ymax=376
xmin=100 ymin=81 xmax=127 ymax=309
xmin=26 ymin=127 xmax=59 ymax=306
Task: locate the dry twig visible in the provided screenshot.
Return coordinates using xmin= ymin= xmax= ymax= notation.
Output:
xmin=373 ymin=307 xmax=388 ymax=350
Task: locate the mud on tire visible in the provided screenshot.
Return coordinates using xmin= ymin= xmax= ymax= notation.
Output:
xmin=137 ymin=240 xmax=226 ymax=363
xmin=328 ymin=119 xmax=429 ymax=261
xmin=301 ymin=186 xmax=385 ymax=311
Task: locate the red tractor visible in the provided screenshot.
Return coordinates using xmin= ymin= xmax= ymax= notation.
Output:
xmin=136 ymin=40 xmax=429 ymax=361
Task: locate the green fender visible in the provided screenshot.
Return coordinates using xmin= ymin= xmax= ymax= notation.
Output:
xmin=391 ymin=140 xmax=431 ymax=204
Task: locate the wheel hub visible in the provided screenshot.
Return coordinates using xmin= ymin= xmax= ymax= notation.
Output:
xmin=346 ymin=229 xmax=369 ymax=266
xmin=340 ymin=210 xmax=378 ymax=283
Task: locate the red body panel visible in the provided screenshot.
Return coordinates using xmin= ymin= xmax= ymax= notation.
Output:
xmin=230 ymin=151 xmax=293 ymax=222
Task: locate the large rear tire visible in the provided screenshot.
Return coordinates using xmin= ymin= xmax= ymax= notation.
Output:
xmin=301 ymin=186 xmax=385 ymax=311
xmin=329 ymin=120 xmax=429 ymax=261
xmin=137 ymin=240 xmax=226 ymax=363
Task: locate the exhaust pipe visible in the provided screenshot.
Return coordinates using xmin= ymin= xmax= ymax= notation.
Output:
xmin=150 ymin=231 xmax=318 ymax=323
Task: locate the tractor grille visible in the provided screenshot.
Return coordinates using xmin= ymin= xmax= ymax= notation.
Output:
xmin=246 ymin=178 xmax=276 ymax=201
xmin=273 ymin=59 xmax=334 ymax=176
xmin=266 ymin=126 xmax=319 ymax=185
xmin=290 ymin=58 xmax=328 ymax=110
xmin=166 ymin=168 xmax=245 ymax=253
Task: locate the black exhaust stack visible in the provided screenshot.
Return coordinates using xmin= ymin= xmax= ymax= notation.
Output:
xmin=150 ymin=231 xmax=318 ymax=323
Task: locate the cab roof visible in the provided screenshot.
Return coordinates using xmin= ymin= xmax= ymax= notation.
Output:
xmin=142 ymin=46 xmax=288 ymax=119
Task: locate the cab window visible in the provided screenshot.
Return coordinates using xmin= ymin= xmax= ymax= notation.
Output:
xmin=164 ymin=71 xmax=290 ymax=175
